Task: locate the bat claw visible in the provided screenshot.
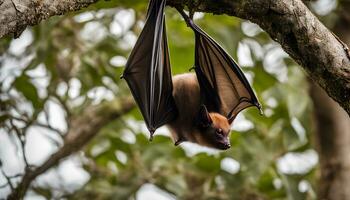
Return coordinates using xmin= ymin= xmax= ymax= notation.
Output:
xmin=174 ymin=140 xmax=181 ymax=146
xmin=149 ymin=129 xmax=155 ymax=142
xmin=174 ymin=137 xmax=186 ymax=146
xmin=256 ymin=103 xmax=264 ymax=115
xmin=259 ymin=109 xmax=264 ymax=116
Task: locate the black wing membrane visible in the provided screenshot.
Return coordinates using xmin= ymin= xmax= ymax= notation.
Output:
xmin=122 ymin=0 xmax=177 ymax=138
xmin=185 ymin=15 xmax=262 ymax=121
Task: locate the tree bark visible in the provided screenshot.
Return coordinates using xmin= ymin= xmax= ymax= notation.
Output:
xmin=0 ymin=0 xmax=98 ymax=38
xmin=311 ymin=83 xmax=350 ymax=200
xmin=1 ymin=0 xmax=349 ymax=116
xmin=7 ymin=97 xmax=135 ymax=200
xmin=311 ymin=3 xmax=350 ymax=199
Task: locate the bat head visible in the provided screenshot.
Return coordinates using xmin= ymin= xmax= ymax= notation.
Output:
xmin=197 ymin=105 xmax=231 ymax=150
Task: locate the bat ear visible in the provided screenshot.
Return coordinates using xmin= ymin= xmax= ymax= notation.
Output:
xmin=198 ymin=105 xmax=212 ymax=126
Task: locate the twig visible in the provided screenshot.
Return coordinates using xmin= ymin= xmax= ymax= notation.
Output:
xmin=0 ymin=183 xmax=8 ymax=189
xmin=0 ymin=168 xmax=14 ymax=191
xmin=10 ymin=116 xmax=64 ymax=147
xmin=9 ymin=120 xmax=31 ymax=170
xmin=35 ymin=122 xmax=65 ymax=137
xmin=11 ymin=116 xmax=64 ymax=136
xmin=0 ymin=172 xmax=24 ymax=188
xmin=52 ymin=93 xmax=71 ymax=119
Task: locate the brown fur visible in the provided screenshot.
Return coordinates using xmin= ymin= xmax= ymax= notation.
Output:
xmin=210 ymin=113 xmax=231 ymax=134
xmin=167 ymin=73 xmax=232 ymax=149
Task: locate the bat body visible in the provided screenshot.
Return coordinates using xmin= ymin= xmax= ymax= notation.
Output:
xmin=123 ymin=0 xmax=262 ymax=150
xmin=168 ymin=73 xmax=232 ymax=149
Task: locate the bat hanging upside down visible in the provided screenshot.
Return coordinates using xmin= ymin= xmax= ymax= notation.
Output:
xmin=168 ymin=73 xmax=232 ymax=150
xmin=122 ymin=0 xmax=262 ymax=150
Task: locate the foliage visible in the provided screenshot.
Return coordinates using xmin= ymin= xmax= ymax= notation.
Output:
xmin=0 ymin=1 xmax=321 ymax=199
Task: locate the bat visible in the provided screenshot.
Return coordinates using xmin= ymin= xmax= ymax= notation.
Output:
xmin=168 ymin=73 xmax=234 ymax=149
xmin=122 ymin=0 xmax=262 ymax=149
xmin=122 ymin=0 xmax=178 ymax=137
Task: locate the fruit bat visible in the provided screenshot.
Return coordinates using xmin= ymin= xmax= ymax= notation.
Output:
xmin=122 ymin=0 xmax=262 ymax=150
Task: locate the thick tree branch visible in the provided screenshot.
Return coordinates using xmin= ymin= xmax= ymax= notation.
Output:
xmin=0 ymin=0 xmax=98 ymax=38
xmin=7 ymin=97 xmax=135 ymax=200
xmin=2 ymin=0 xmax=348 ymax=115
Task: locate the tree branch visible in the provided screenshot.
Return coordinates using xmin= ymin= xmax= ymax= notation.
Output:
xmin=2 ymin=0 xmax=348 ymax=115
xmin=0 ymin=0 xmax=98 ymax=38
xmin=0 ymin=168 xmax=14 ymax=191
xmin=7 ymin=96 xmax=135 ymax=200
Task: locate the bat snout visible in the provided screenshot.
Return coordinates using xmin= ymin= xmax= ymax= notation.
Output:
xmin=220 ymin=142 xmax=231 ymax=150
xmin=216 ymin=137 xmax=231 ymax=150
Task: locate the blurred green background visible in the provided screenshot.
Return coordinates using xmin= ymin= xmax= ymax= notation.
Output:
xmin=0 ymin=0 xmax=348 ymax=199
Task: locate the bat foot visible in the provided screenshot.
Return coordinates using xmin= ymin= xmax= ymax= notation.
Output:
xmin=149 ymin=129 xmax=155 ymax=142
xmin=256 ymin=104 xmax=264 ymax=115
xmin=174 ymin=137 xmax=186 ymax=146
xmin=259 ymin=109 xmax=264 ymax=116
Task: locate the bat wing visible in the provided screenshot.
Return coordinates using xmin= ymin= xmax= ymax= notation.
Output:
xmin=122 ymin=0 xmax=177 ymax=137
xmin=189 ymin=20 xmax=262 ymax=121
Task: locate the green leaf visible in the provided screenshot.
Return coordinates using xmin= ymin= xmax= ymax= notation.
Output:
xmin=193 ymin=153 xmax=221 ymax=173
xmin=14 ymin=74 xmax=42 ymax=109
